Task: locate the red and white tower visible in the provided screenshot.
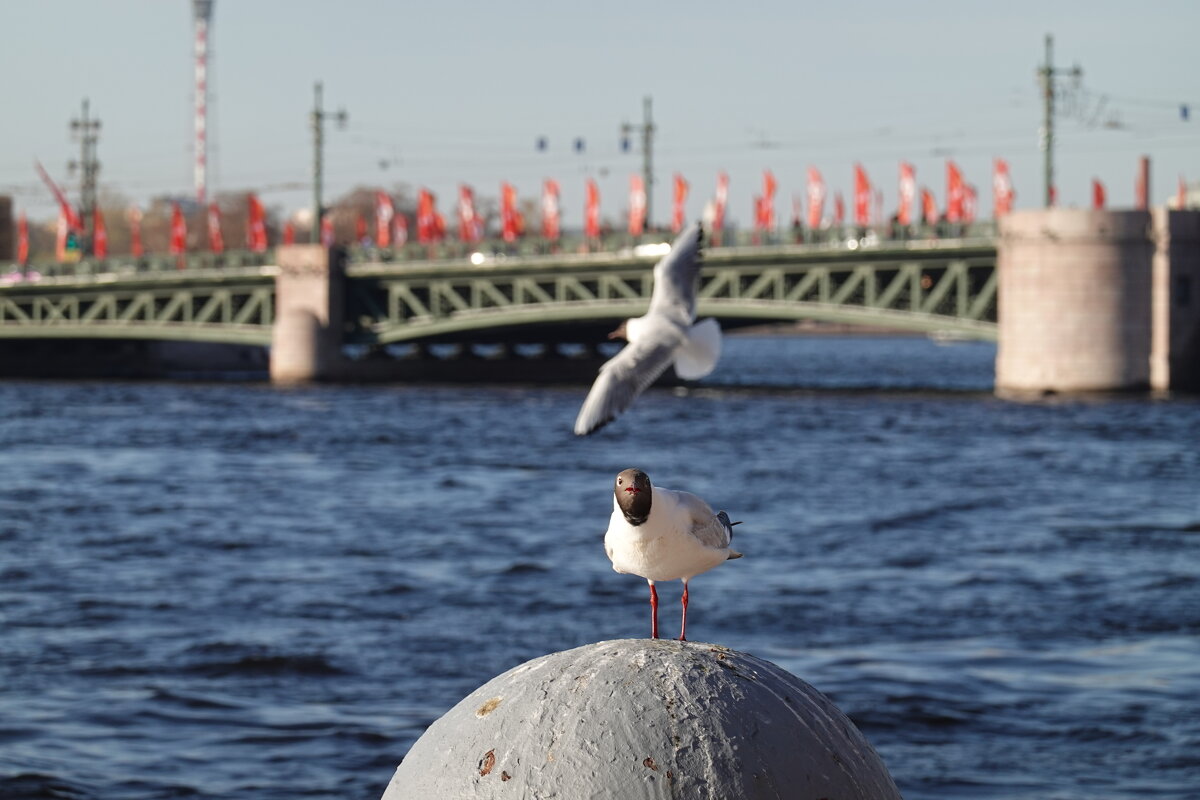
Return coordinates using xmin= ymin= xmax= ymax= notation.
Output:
xmin=192 ymin=0 xmax=214 ymax=204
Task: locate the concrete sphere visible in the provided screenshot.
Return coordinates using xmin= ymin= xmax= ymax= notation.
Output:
xmin=381 ymin=639 xmax=902 ymax=799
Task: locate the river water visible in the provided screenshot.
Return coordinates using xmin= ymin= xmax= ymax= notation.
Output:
xmin=1 ymin=335 xmax=1197 ymax=799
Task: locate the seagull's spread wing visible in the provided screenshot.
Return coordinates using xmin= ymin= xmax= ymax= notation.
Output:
xmin=647 ymin=222 xmax=704 ymax=323
xmin=573 ymin=334 xmax=681 ymax=436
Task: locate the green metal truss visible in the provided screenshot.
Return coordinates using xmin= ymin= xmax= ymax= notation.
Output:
xmin=345 ymin=243 xmax=998 ymax=344
xmin=0 ymin=242 xmax=998 ymax=347
xmin=0 ymin=270 xmax=276 ymax=345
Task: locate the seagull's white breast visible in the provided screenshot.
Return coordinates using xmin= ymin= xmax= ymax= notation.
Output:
xmin=604 ymin=486 xmax=730 ymax=582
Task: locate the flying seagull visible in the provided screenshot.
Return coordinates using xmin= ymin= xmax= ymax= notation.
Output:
xmin=604 ymin=468 xmax=742 ymax=641
xmin=573 ymin=222 xmax=721 ymax=436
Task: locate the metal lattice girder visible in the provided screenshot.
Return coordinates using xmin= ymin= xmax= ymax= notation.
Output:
xmin=346 ymin=242 xmax=998 ymax=344
xmin=2 ymin=241 xmax=998 ymax=348
xmin=0 ymin=269 xmax=276 ymax=345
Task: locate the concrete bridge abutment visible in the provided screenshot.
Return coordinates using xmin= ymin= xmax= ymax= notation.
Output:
xmin=996 ymin=209 xmax=1154 ymax=395
xmin=270 ymin=244 xmax=347 ymax=383
xmin=1151 ymin=209 xmax=1200 ymax=392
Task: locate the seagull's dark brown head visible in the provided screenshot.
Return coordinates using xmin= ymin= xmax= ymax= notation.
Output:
xmin=614 ymin=468 xmax=652 ymax=526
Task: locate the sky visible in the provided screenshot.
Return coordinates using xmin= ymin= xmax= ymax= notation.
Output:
xmin=2 ymin=0 xmax=1198 ymax=229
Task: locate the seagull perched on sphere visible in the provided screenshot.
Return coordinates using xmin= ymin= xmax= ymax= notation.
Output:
xmin=573 ymin=222 xmax=721 ymax=436
xmin=604 ymin=468 xmax=742 ymax=641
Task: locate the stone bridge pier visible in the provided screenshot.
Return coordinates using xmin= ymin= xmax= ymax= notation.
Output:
xmin=270 ymin=244 xmax=347 ymax=383
xmin=996 ymin=208 xmax=1200 ymax=395
xmin=1152 ymin=209 xmax=1200 ymax=392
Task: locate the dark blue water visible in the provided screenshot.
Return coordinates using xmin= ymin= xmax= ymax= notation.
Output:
xmin=2 ymin=336 xmax=1198 ymax=799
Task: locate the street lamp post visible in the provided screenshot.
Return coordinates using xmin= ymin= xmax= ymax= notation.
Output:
xmin=311 ymin=81 xmax=348 ymax=240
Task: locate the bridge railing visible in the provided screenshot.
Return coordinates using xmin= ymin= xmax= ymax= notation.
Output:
xmin=3 ymin=221 xmax=998 ymax=281
xmin=1 ymin=250 xmax=276 ymax=283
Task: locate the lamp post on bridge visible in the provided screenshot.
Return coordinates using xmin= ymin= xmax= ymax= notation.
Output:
xmin=311 ymin=81 xmax=348 ymax=241
xmin=68 ymin=98 xmax=101 ymax=255
xmin=1037 ymin=34 xmax=1082 ymax=208
xmin=620 ymin=96 xmax=656 ymax=230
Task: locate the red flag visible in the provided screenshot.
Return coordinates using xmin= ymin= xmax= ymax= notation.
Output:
xmin=964 ymin=184 xmax=978 ymax=223
xmin=169 ymin=202 xmax=187 ymax=255
xmin=1177 ymin=175 xmax=1187 ymax=209
xmin=1050 ymin=184 xmax=1058 ymax=208
xmin=458 ymin=185 xmax=482 ymax=243
xmin=806 ymin=167 xmax=825 ymax=229
xmin=93 ymin=208 xmax=108 ymax=258
xmin=320 ymin=214 xmax=334 ymax=247
xmin=757 ymin=170 xmax=777 ymax=231
xmin=541 ymin=179 xmax=561 ymax=241
xmin=853 ymin=164 xmax=871 ymax=226
xmin=376 ymin=191 xmax=394 ymax=247
xmin=34 ymin=160 xmax=83 ymax=232
xmin=897 ymin=162 xmax=916 ymax=226
xmin=16 ymin=211 xmax=28 ymax=266
xmin=128 ymin=206 xmax=144 ymax=257
xmin=1092 ymin=179 xmax=1106 ymax=210
xmin=993 ymin=159 xmax=1014 ymax=217
xmin=393 ymin=214 xmax=408 ymax=246
xmin=628 ymin=175 xmax=647 ymax=235
xmin=711 ymin=172 xmax=729 ymax=241
xmin=355 ymin=214 xmax=368 ymax=243
xmin=946 ymin=161 xmax=965 ymax=222
xmin=283 ymin=221 xmax=295 ymax=245
xmin=921 ymin=187 xmax=938 ymax=225
xmin=833 ymin=192 xmax=845 ymax=226
xmin=671 ymin=174 xmax=689 ymax=233
xmin=207 ymin=202 xmax=224 ymax=253
xmin=247 ymin=193 xmax=267 ymax=251
xmin=501 ymin=182 xmax=520 ymax=242
xmin=433 ymin=211 xmax=447 ymax=241
xmin=55 ymin=208 xmax=68 ymax=261
xmin=585 ymin=179 xmax=600 ymax=239
xmin=417 ymin=189 xmax=436 ymax=244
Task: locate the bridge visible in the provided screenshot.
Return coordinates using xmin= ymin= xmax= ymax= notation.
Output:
xmin=0 ymin=238 xmax=998 ymax=379
xmin=3 ymin=209 xmax=1193 ymax=393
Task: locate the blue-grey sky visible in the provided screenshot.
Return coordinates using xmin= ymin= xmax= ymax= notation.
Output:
xmin=2 ymin=0 xmax=1197 ymax=227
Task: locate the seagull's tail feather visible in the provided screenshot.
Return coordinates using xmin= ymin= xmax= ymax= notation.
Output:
xmin=673 ymin=317 xmax=722 ymax=380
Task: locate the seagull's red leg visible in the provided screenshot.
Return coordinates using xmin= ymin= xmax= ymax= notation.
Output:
xmin=648 ymin=582 xmax=659 ymax=639
xmin=679 ymin=580 xmax=689 ymax=641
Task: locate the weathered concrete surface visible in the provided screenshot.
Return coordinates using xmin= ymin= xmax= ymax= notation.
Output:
xmin=1151 ymin=209 xmax=1200 ymax=392
xmin=381 ymin=639 xmax=902 ymax=800
xmin=269 ymin=244 xmax=346 ymax=383
xmin=996 ymin=209 xmax=1153 ymax=394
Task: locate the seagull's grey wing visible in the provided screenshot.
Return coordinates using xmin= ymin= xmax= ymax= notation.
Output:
xmin=647 ymin=221 xmax=704 ymax=322
xmin=573 ymin=335 xmax=680 ymax=436
xmin=675 ymin=491 xmax=733 ymax=550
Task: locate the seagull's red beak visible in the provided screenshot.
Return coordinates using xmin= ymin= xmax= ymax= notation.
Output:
xmin=624 ymin=486 xmax=641 ymax=494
